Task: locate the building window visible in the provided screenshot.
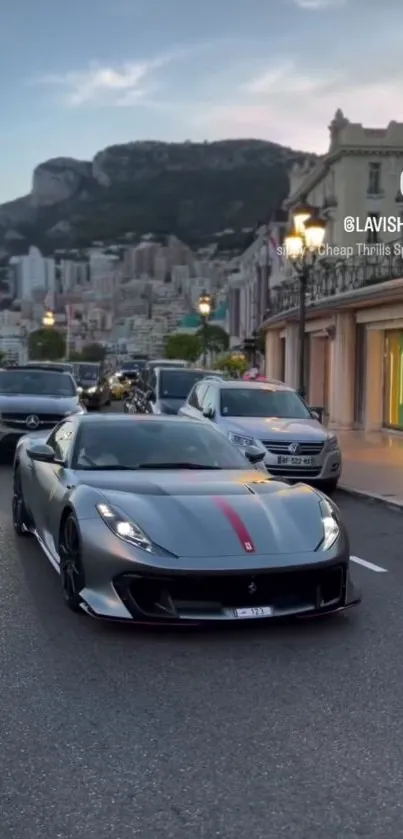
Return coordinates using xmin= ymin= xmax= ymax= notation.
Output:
xmin=366 ymin=212 xmax=380 ymax=244
xmin=368 ymin=162 xmax=381 ymax=195
xmin=383 ymin=331 xmax=403 ymax=428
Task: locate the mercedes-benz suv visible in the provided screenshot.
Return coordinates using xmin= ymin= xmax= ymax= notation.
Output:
xmin=0 ymin=365 xmax=85 ymax=458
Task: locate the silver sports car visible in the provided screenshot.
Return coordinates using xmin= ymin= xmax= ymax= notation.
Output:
xmin=12 ymin=414 xmax=361 ymax=623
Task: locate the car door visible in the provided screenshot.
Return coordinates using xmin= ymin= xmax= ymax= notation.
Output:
xmin=179 ymin=381 xmax=208 ymax=418
xmin=28 ymin=420 xmax=76 ymax=544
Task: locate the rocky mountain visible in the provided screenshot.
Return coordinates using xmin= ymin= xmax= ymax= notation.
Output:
xmin=0 ymin=140 xmax=318 ymax=254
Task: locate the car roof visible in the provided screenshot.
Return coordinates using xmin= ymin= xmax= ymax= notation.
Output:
xmin=204 ymin=378 xmax=293 ymax=392
xmin=156 ymin=366 xmax=214 ymax=374
xmin=149 ymin=359 xmax=186 ymax=365
xmin=9 ymin=364 xmax=72 ymax=374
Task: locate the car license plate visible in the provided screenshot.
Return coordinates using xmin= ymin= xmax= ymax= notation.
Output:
xmin=277 ymin=455 xmax=313 ymax=466
xmin=233 ymin=606 xmax=274 ymax=619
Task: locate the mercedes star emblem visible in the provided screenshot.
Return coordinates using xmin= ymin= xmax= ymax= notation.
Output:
xmin=26 ymin=414 xmax=39 ymax=429
xmin=248 ymin=581 xmax=257 ymax=595
xmin=288 ymin=442 xmax=299 ymax=454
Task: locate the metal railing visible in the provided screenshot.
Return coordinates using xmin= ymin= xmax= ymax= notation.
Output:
xmin=263 ymin=238 xmax=403 ymax=319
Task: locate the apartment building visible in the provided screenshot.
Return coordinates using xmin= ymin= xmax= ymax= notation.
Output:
xmin=263 ymin=110 xmax=403 ymax=432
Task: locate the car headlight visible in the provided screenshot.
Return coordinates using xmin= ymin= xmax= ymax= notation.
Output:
xmin=326 ymin=435 xmax=339 ymax=451
xmin=77 ymin=386 xmax=83 ymax=394
xmin=96 ymin=503 xmax=152 ymax=552
xmin=87 ymin=386 xmax=97 ymax=394
xmin=318 ymin=497 xmax=340 ymax=550
xmin=227 ymin=431 xmax=256 ymax=448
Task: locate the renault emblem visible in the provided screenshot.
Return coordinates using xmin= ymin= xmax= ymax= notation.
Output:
xmin=288 ymin=442 xmax=299 ymax=454
xmin=248 ymin=581 xmax=257 ymax=595
xmin=26 ymin=414 xmax=39 ymax=429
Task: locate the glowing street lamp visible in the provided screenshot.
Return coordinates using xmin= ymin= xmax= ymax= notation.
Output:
xmin=197 ymin=292 xmax=213 ymax=366
xmin=284 ymin=203 xmax=326 ymax=398
xmin=42 ymin=310 xmax=55 ymax=327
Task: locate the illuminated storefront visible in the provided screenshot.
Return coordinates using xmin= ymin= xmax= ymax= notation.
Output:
xmin=383 ymin=331 xmax=403 ymax=428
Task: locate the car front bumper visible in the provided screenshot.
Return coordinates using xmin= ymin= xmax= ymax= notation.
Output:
xmin=74 ymin=521 xmax=360 ymax=622
xmin=262 ymin=449 xmax=341 ymax=483
xmin=0 ymin=424 xmax=28 ymax=452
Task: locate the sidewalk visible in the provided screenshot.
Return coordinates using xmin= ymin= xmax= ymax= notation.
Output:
xmin=337 ymin=429 xmax=403 ymax=508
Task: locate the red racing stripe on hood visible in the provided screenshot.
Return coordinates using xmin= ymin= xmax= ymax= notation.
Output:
xmin=213 ymin=496 xmax=255 ymax=553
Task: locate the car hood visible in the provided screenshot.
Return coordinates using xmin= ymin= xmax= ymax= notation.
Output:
xmin=81 ymin=469 xmax=324 ymax=557
xmin=0 ymin=394 xmax=79 ymax=412
xmin=156 ymin=398 xmax=183 ymax=414
xmin=225 ymin=417 xmax=327 ymax=441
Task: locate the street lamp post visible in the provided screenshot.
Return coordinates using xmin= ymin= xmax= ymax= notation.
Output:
xmin=284 ymin=204 xmax=326 ymax=400
xmin=197 ymin=292 xmax=212 ymax=367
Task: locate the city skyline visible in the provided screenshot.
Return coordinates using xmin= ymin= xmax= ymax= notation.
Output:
xmin=1 ymin=0 xmax=402 ymax=202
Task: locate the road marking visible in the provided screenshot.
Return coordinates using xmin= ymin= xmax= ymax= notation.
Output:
xmin=350 ymin=555 xmax=387 ymax=573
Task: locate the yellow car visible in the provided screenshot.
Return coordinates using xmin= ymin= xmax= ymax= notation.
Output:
xmin=109 ymin=373 xmax=132 ymax=400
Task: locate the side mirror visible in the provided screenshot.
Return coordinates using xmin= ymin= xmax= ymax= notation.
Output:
xmin=27 ymin=443 xmax=56 ymax=463
xmin=203 ymin=407 xmax=215 ymax=419
xmin=244 ymin=446 xmax=266 ymax=464
xmin=309 ymin=406 xmax=324 ymax=423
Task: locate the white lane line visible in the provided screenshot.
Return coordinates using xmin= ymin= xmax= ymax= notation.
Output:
xmin=350 ymin=555 xmax=387 ymax=573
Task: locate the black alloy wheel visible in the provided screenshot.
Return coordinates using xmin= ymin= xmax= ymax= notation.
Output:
xmin=59 ymin=514 xmax=86 ymax=613
xmin=12 ymin=467 xmax=32 ymax=537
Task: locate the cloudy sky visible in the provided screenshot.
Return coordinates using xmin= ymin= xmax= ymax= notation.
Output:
xmin=1 ymin=0 xmax=402 ymax=201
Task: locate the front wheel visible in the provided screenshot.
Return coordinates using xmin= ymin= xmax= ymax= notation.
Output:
xmin=59 ymin=514 xmax=86 ymax=613
xmin=12 ymin=467 xmax=33 ymax=537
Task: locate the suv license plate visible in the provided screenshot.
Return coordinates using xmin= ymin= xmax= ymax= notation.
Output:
xmin=277 ymin=456 xmax=313 ymax=466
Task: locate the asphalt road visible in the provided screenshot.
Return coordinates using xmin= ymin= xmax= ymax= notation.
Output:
xmin=1 ymin=406 xmax=403 ymax=838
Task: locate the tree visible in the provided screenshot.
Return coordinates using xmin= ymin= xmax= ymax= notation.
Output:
xmin=196 ymin=324 xmax=229 ymax=354
xmin=28 ymin=328 xmax=65 ymax=361
xmin=214 ymin=353 xmax=248 ymax=377
xmin=164 ymin=333 xmax=201 ymax=362
xmin=79 ymin=343 xmax=106 ymax=362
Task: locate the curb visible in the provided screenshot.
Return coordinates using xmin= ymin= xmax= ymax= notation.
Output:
xmin=338 ymin=484 xmax=403 ymax=512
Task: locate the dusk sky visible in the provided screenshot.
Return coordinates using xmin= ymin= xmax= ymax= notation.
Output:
xmin=1 ymin=0 xmax=402 ymax=201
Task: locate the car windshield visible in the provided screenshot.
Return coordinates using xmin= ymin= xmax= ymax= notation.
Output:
xmin=74 ymin=364 xmax=99 ymax=380
xmin=0 ymin=370 xmax=76 ymax=396
xmin=159 ymin=370 xmax=209 ymax=399
xmin=73 ymin=420 xmax=252 ymax=470
xmin=220 ymin=387 xmax=312 ymax=419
